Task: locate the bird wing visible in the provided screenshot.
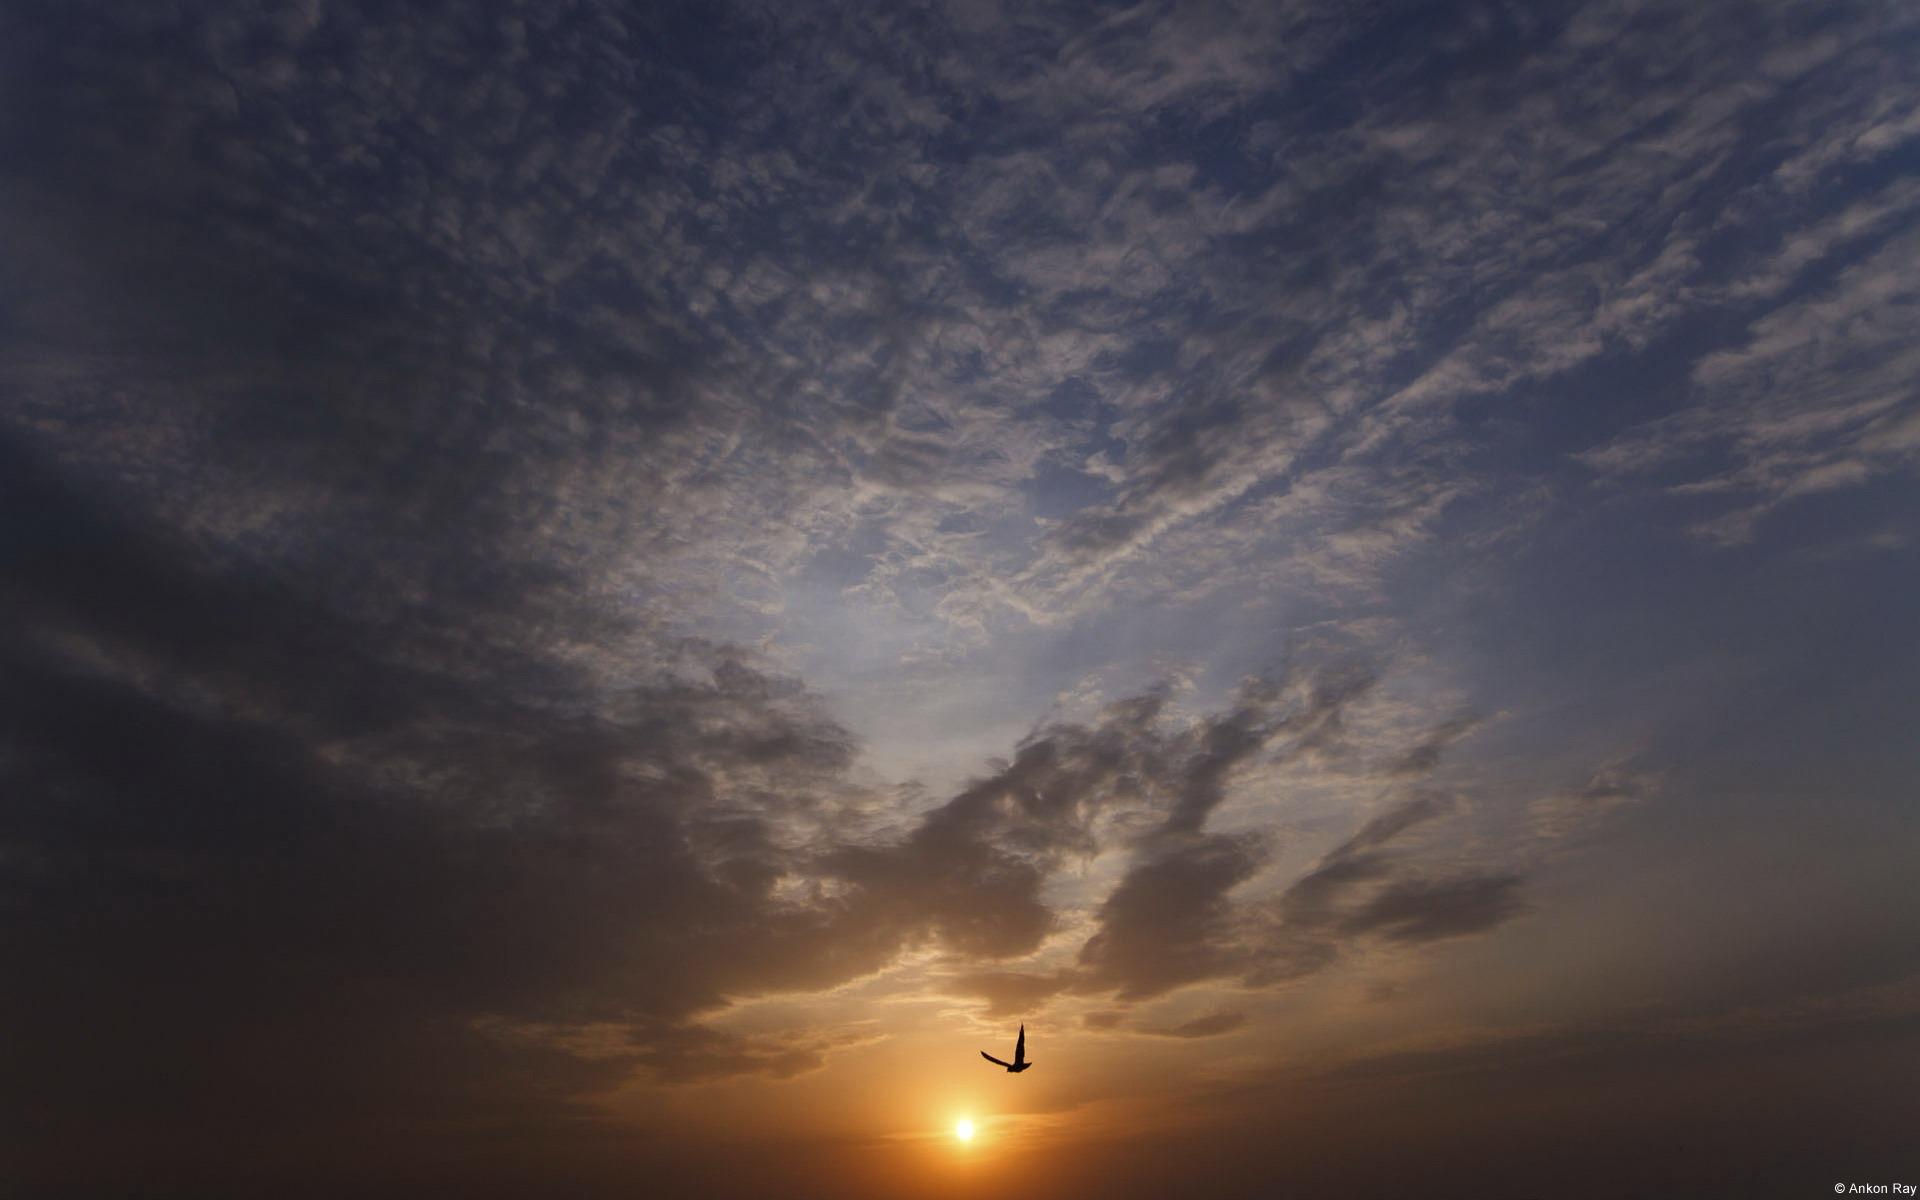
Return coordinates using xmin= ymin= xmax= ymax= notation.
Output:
xmin=1014 ymin=1024 xmax=1025 ymax=1065
xmin=981 ymin=1051 xmax=1012 ymax=1068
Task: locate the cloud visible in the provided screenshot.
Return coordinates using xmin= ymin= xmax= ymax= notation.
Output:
xmin=4 ymin=0 xmax=1909 ymax=1189
xmin=910 ymin=657 xmax=1521 ymax=1011
xmin=1577 ymin=218 xmax=1920 ymax=547
xmin=1528 ymin=766 xmax=1660 ymax=841
xmin=0 ymin=410 xmax=1473 ymax=1152
xmin=2 ymin=363 xmax=1433 ymax=1132
xmin=1079 ymin=830 xmax=1271 ymax=1000
xmin=478 ymin=1018 xmax=881 ymax=1086
xmin=1243 ymin=792 xmax=1529 ymax=986
xmin=1340 ymin=874 xmax=1527 ymax=943
xmin=949 ymin=970 xmax=1077 ymax=1018
xmin=1142 ymin=1010 xmax=1249 ymax=1039
xmin=1385 ymin=714 xmax=1483 ymax=777
xmin=1062 ymin=662 xmax=1379 ymax=998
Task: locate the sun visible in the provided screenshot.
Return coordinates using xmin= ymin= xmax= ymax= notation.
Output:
xmin=954 ymin=1117 xmax=976 ymax=1142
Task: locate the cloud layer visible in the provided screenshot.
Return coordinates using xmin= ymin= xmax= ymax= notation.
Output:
xmin=3 ymin=0 xmax=1917 ymax=1192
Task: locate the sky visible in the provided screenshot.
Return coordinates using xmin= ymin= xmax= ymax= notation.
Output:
xmin=2 ymin=1 xmax=1917 ymax=1196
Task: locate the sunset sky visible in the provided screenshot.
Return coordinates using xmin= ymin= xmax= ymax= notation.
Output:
xmin=3 ymin=1 xmax=1917 ymax=1196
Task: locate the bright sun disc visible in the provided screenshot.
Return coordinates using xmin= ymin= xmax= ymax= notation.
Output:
xmin=954 ymin=1118 xmax=975 ymax=1142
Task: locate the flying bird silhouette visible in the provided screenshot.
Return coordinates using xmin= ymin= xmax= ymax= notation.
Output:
xmin=980 ymin=1024 xmax=1032 ymax=1073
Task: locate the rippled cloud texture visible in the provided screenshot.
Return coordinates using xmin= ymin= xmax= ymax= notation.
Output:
xmin=3 ymin=1 xmax=1917 ymax=1196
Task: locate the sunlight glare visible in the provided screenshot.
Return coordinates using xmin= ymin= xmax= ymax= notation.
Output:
xmin=954 ymin=1117 xmax=976 ymax=1142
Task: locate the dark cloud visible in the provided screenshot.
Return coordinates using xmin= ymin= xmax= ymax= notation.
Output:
xmin=884 ymin=667 xmax=1515 ymax=1010
xmin=1245 ymin=792 xmax=1529 ymax=986
xmin=821 ymin=686 xmax=1176 ymax=964
xmin=856 ymin=672 xmax=1378 ymax=1009
xmin=1273 ymin=793 xmax=1454 ymax=931
xmin=0 ymin=404 xmax=1398 ymax=1170
xmin=1080 ymin=831 xmax=1269 ymax=1000
xmin=3 ymin=376 xmax=1387 ymax=1157
xmin=923 ymin=664 xmax=1512 ymax=1011
xmin=0 ymin=399 xmax=1100 ymax=1163
xmin=1074 ymin=663 xmax=1379 ymax=1000
xmin=1385 ymin=713 xmax=1483 ymax=777
xmin=619 ymin=1020 xmax=873 ymax=1085
xmin=1345 ymin=791 xmax=1456 ymax=850
xmin=951 ymin=970 xmax=1076 ymax=1018
xmin=1143 ymin=1010 xmax=1248 ymax=1039
xmin=1342 ymin=874 xmax=1527 ymax=943
xmin=0 ymin=5 xmax=980 ymax=1165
